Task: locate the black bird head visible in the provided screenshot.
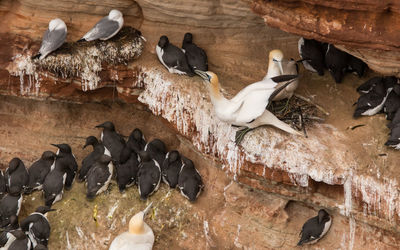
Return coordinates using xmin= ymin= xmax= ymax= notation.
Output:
xmin=95 ymin=121 xmax=115 ymax=131
xmin=8 ymin=158 xmax=22 ymax=173
xmin=41 ymin=151 xmax=57 ymax=161
xmin=318 ymin=209 xmax=330 ymax=224
xmin=167 ymin=150 xmax=180 ymax=163
xmin=83 ymin=136 xmax=99 ymax=149
xmin=130 ymin=128 xmax=144 ymax=141
xmin=51 ymin=143 xmax=72 ymax=154
xmin=158 ymin=35 xmax=169 ymax=48
xmin=35 ymin=206 xmax=56 ymax=215
xmin=183 ymin=32 xmax=193 ymax=43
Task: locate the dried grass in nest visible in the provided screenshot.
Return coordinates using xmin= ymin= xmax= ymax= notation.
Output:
xmin=33 ymin=26 xmax=145 ymax=90
xmin=268 ymin=96 xmax=326 ymax=132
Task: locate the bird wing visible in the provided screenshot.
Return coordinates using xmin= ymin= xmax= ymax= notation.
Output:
xmin=39 ymin=28 xmax=67 ymax=56
xmin=83 ymin=17 xmax=120 ymax=41
xmin=20 ymin=215 xmax=37 ymax=232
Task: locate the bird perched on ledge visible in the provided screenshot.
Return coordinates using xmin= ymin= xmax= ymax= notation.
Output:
xmin=195 ymin=70 xmax=302 ymax=144
xmin=263 ymin=49 xmax=299 ymax=101
xmin=32 ymin=18 xmax=67 ymax=60
xmin=78 ymin=9 xmax=124 ymax=42
xmin=156 ymin=35 xmax=194 ymax=76
xmin=298 ymin=209 xmax=332 ymax=246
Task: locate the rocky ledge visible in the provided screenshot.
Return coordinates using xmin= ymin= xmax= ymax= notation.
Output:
xmin=248 ymin=0 xmax=400 ymax=76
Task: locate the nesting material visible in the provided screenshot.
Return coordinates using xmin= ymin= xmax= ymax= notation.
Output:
xmin=12 ymin=26 xmax=145 ymax=92
xmin=268 ymin=96 xmax=326 ymax=134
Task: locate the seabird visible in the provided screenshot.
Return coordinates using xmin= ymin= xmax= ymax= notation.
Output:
xmin=383 ymin=91 xmax=400 ymax=120
xmin=0 ymin=194 xmax=22 ymax=229
xmin=195 ymin=70 xmax=301 ymax=144
xmin=116 ymin=146 xmax=140 ymax=193
xmin=42 ymin=152 xmax=70 ymax=207
xmin=385 ymin=123 xmax=400 ymax=150
xmin=178 ymin=157 xmax=203 ymax=202
xmin=388 ymin=108 xmax=400 ymax=129
xmin=298 ymin=38 xmax=325 ymax=75
xmin=263 ymin=50 xmax=299 ymax=101
xmin=78 ymin=9 xmax=123 ymax=42
xmin=7 ymin=230 xmax=32 ymax=250
xmin=95 ymin=121 xmax=126 ymax=164
xmin=182 ymin=32 xmax=208 ymax=71
xmin=31 ymin=18 xmax=67 ymax=60
xmin=27 ymin=151 xmax=57 ymax=193
xmin=5 ymin=158 xmax=29 ymax=195
xmin=109 ymin=202 xmax=154 ymax=250
xmin=126 ymin=128 xmax=147 ymax=154
xmin=51 ymin=144 xmax=77 ymax=190
xmin=162 ymin=150 xmax=183 ymax=188
xmin=0 ymin=216 xmax=19 ymax=248
xmin=79 ymin=136 xmax=106 ymax=182
xmin=324 ymin=44 xmax=348 ymax=83
xmin=354 ymin=80 xmax=393 ymax=117
xmin=156 ymin=35 xmax=194 ymax=76
xmin=298 ymin=209 xmax=332 ymax=246
xmin=20 ymin=206 xmax=55 ymax=247
xmin=144 ymin=139 xmax=167 ymax=167
xmin=347 ymin=54 xmax=367 ymax=77
xmin=137 ymin=152 xmax=161 ymax=200
xmin=356 ymin=77 xmax=384 ymax=94
xmin=86 ymin=155 xmax=113 ymax=200
xmin=0 ymin=170 xmax=6 ymax=197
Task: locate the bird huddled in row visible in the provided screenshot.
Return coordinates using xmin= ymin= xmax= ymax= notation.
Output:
xmin=354 ymin=76 xmax=400 ymax=149
xmin=298 ymin=209 xmax=332 ymax=246
xmin=87 ymin=122 xmax=204 ymax=202
xmin=0 ymin=205 xmax=55 ymax=250
xmin=298 ymin=38 xmax=367 ymax=83
xmin=32 ymin=9 xmax=128 ymax=60
xmin=156 ymin=33 xmax=208 ymax=77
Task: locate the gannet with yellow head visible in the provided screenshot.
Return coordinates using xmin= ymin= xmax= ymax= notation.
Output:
xmin=109 ymin=202 xmax=154 ymax=250
xmin=195 ymin=70 xmax=302 ymax=144
xmin=263 ymin=49 xmax=299 ymax=101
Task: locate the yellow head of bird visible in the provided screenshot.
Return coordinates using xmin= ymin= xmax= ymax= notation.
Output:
xmin=128 ymin=211 xmax=145 ymax=235
xmin=269 ymin=49 xmax=284 ymax=62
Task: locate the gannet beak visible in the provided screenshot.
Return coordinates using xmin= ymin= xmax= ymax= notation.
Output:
xmin=278 ymin=61 xmax=284 ymax=75
xmin=194 ymin=70 xmax=208 ymax=81
xmin=142 ymin=202 xmax=153 ymax=216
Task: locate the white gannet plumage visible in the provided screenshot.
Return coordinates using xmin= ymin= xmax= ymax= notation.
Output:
xmin=263 ymin=49 xmax=299 ymax=100
xmin=195 ymin=70 xmax=301 ymax=143
xmin=109 ymin=203 xmax=154 ymax=250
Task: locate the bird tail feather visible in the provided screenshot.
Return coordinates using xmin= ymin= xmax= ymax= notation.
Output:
xmin=254 ymin=110 xmax=302 ymax=136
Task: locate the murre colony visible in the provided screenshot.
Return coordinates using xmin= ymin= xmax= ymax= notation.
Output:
xmin=5 ymin=2 xmax=400 ymax=248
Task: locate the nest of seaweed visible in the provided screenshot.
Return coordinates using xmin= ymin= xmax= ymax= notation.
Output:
xmin=268 ymin=95 xmax=327 ymax=136
xmin=33 ymin=26 xmax=145 ymax=91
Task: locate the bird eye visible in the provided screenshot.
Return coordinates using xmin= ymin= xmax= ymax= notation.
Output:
xmin=273 ymin=59 xmax=278 ymax=62
xmin=207 ymin=75 xmax=211 ymax=81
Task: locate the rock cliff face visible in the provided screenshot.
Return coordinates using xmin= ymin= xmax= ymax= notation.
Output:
xmin=248 ymin=0 xmax=400 ymax=75
xmin=1 ymin=0 xmax=400 ymax=248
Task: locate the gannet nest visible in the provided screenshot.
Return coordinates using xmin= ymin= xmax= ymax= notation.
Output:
xmin=33 ymin=26 xmax=145 ymax=91
xmin=268 ymin=96 xmax=326 ymax=135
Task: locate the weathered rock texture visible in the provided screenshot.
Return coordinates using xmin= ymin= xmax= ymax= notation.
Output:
xmin=1 ymin=0 xmax=400 ymax=248
xmin=249 ymin=0 xmax=400 ymax=75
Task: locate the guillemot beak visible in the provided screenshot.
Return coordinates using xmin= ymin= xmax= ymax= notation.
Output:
xmin=50 ymin=143 xmax=60 ymax=149
xmin=194 ymin=69 xmax=208 ymax=81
